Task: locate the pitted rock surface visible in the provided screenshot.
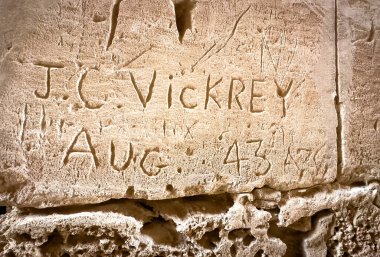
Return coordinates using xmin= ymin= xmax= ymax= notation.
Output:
xmin=0 ymin=0 xmax=379 ymax=256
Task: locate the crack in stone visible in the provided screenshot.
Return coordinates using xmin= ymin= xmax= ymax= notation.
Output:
xmin=334 ymin=0 xmax=343 ymax=180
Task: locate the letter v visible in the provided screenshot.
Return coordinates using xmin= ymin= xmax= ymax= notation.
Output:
xmin=129 ymin=70 xmax=157 ymax=108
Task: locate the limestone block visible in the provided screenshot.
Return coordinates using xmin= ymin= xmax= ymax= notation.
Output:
xmin=0 ymin=0 xmax=337 ymax=208
xmin=0 ymin=183 xmax=378 ymax=256
xmin=0 ymin=194 xmax=287 ymax=257
xmin=338 ymin=0 xmax=380 ymax=183
xmin=1 ymin=0 xmax=379 ymax=256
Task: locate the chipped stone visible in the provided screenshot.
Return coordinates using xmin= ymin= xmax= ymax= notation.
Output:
xmin=0 ymin=0 xmax=379 ymax=256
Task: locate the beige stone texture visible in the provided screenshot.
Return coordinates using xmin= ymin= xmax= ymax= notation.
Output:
xmin=0 ymin=0 xmax=337 ymax=208
xmin=0 ymin=0 xmax=379 ymax=256
xmin=0 ymin=183 xmax=378 ymax=256
xmin=337 ymin=0 xmax=380 ymax=183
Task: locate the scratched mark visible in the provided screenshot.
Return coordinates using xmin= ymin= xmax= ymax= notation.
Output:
xmin=367 ymin=20 xmax=375 ymax=42
xmin=284 ymin=146 xmax=302 ymax=178
xmin=300 ymin=0 xmax=324 ymax=19
xmin=191 ymin=42 xmax=216 ymax=72
xmin=105 ymin=0 xmax=123 ymax=50
xmin=39 ymin=104 xmax=46 ymax=138
xmin=275 ymin=31 xmax=286 ymax=72
xmin=264 ymin=40 xmax=277 ymax=73
xmin=119 ymin=45 xmax=153 ymax=68
xmin=260 ymin=36 xmax=264 ymax=72
xmin=19 ymin=104 xmax=28 ymax=143
xmin=163 ymin=120 xmax=167 ymax=136
xmin=33 ymin=61 xmax=64 ymax=68
xmin=215 ymin=5 xmax=251 ymax=54
xmin=312 ymin=144 xmax=326 ymax=167
xmin=190 ymin=5 xmax=251 ymax=71
xmin=279 ymin=38 xmax=298 ymax=86
xmin=184 ymin=121 xmax=198 ymax=139
xmin=57 ymin=118 xmax=64 ymax=138
xmin=218 ymin=130 xmax=229 ymax=140
xmin=264 ymin=28 xmax=286 ymax=73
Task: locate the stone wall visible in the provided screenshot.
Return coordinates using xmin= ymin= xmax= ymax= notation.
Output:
xmin=0 ymin=0 xmax=379 ymax=256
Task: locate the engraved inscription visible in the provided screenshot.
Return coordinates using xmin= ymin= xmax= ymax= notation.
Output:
xmin=130 ymin=70 xmax=157 ymax=108
xmin=33 ymin=62 xmax=64 ymax=99
xmin=224 ymin=140 xmax=248 ymax=175
xmin=62 ymin=128 xmax=99 ymax=168
xmin=3 ymin=0 xmax=337 ymax=202
xmin=110 ymin=141 xmax=134 ymax=171
xmin=140 ymin=148 xmax=169 ymax=176
xmin=77 ymin=69 xmax=105 ymax=109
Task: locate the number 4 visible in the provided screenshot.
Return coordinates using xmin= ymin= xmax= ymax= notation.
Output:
xmin=223 ymin=140 xmax=248 ymax=175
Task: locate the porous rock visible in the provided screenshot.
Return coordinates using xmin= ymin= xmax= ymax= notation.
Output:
xmin=0 ymin=0 xmax=379 ymax=256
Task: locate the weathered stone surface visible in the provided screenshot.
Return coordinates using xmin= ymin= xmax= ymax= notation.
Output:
xmin=0 ymin=183 xmax=378 ymax=256
xmin=0 ymin=0 xmax=337 ymax=208
xmin=0 ymin=194 xmax=286 ymax=257
xmin=0 ymin=0 xmax=379 ymax=256
xmin=338 ymin=0 xmax=380 ymax=183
